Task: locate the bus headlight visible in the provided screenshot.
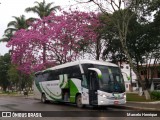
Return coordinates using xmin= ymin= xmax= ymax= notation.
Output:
xmin=102 ymin=94 xmax=107 ymax=98
xmin=123 ymin=93 xmax=126 ymax=98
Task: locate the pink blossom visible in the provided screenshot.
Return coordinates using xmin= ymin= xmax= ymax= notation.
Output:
xmin=7 ymin=10 xmax=102 ymax=74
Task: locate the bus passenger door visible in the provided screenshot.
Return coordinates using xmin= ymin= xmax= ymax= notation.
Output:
xmin=81 ymin=74 xmax=89 ymax=105
xmin=88 ymin=70 xmax=98 ymax=105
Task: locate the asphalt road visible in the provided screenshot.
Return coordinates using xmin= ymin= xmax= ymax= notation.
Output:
xmin=0 ymin=96 xmax=159 ymax=120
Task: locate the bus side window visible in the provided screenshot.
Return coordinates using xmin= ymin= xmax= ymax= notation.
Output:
xmin=47 ymin=71 xmax=53 ymax=81
xmin=72 ymin=65 xmax=82 ymax=79
xmin=89 ymin=71 xmax=99 ymax=90
xmin=63 ymin=67 xmax=71 ymax=78
xmin=62 ymin=66 xmax=82 ymax=79
xmin=35 ymin=72 xmax=45 ymax=82
xmin=82 ymin=74 xmax=88 ymax=88
xmin=54 ymin=70 xmax=59 ymax=80
xmin=42 ymin=72 xmax=49 ymax=81
xmin=48 ymin=70 xmax=60 ymax=81
xmin=39 ymin=74 xmax=43 ymax=82
xmin=81 ymin=64 xmax=94 ymax=80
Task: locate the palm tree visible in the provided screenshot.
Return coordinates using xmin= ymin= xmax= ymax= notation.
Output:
xmin=25 ymin=0 xmax=60 ymax=63
xmin=25 ymin=0 xmax=60 ymax=19
xmin=5 ymin=15 xmax=29 ymax=34
xmin=0 ymin=15 xmax=31 ymax=43
xmin=0 ymin=15 xmax=33 ymax=56
xmin=0 ymin=30 xmax=13 ymax=42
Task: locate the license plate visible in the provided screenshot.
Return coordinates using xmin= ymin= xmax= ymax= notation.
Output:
xmin=114 ymin=101 xmax=119 ymax=104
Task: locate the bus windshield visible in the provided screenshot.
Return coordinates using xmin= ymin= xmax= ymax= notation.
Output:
xmin=94 ymin=65 xmax=125 ymax=93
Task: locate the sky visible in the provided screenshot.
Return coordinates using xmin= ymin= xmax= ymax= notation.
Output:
xmin=0 ymin=0 xmax=96 ymax=55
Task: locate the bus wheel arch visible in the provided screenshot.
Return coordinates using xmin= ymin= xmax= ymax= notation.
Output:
xmin=75 ymin=93 xmax=84 ymax=108
xmin=41 ymin=93 xmax=47 ymax=103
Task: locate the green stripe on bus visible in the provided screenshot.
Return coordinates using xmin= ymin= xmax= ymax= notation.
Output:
xmin=98 ymin=74 xmax=102 ymax=79
xmin=59 ymin=78 xmax=64 ymax=88
xmin=64 ymin=82 xmax=68 ymax=88
xmin=69 ymin=79 xmax=79 ymax=103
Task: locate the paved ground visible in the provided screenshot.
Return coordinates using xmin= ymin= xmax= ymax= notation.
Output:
xmin=17 ymin=94 xmax=160 ymax=111
xmin=106 ymin=100 xmax=160 ymax=111
xmin=0 ymin=95 xmax=160 ymax=120
xmin=1 ymin=94 xmax=160 ymax=111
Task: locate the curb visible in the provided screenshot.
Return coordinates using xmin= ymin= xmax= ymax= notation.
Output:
xmin=123 ymin=106 xmax=160 ymax=111
xmin=108 ymin=105 xmax=160 ymax=111
xmin=127 ymin=101 xmax=160 ymax=104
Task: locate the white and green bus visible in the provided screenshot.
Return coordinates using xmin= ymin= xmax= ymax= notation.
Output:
xmin=34 ymin=60 xmax=126 ymax=108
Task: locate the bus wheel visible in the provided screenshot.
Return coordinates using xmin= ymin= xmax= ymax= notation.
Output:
xmin=76 ymin=94 xmax=83 ymax=108
xmin=41 ymin=93 xmax=47 ymax=103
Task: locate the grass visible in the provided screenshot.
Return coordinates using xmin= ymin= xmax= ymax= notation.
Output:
xmin=126 ymin=93 xmax=155 ymax=102
xmin=0 ymin=91 xmax=16 ymax=94
xmin=0 ymin=90 xmax=33 ymax=96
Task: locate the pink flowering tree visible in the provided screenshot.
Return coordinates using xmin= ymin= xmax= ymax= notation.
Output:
xmin=7 ymin=10 xmax=101 ymax=74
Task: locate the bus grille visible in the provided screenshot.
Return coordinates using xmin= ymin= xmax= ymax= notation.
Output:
xmin=107 ymin=97 xmax=124 ymax=100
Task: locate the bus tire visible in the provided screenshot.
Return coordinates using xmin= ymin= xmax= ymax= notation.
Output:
xmin=41 ymin=93 xmax=47 ymax=103
xmin=76 ymin=94 xmax=84 ymax=108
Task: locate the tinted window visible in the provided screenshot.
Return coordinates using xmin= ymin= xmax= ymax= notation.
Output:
xmin=35 ymin=72 xmax=49 ymax=82
xmin=47 ymin=69 xmax=62 ymax=81
xmin=63 ymin=67 xmax=71 ymax=76
xmin=42 ymin=72 xmax=50 ymax=81
xmin=71 ymin=65 xmax=82 ymax=79
xmin=82 ymin=64 xmax=94 ymax=73
xmin=82 ymin=74 xmax=88 ymax=88
xmin=63 ymin=65 xmax=82 ymax=79
xmin=81 ymin=64 xmax=94 ymax=80
xmin=94 ymin=65 xmax=125 ymax=93
xmin=35 ymin=73 xmax=44 ymax=82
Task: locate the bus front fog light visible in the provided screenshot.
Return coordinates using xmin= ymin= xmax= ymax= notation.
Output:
xmin=101 ymin=100 xmax=104 ymax=103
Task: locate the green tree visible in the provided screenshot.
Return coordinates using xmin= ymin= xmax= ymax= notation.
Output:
xmin=5 ymin=15 xmax=29 ymax=33
xmin=7 ymin=64 xmax=19 ymax=91
xmin=0 ymin=30 xmax=13 ymax=43
xmin=126 ymin=12 xmax=160 ymax=92
xmin=0 ymin=53 xmax=11 ymax=91
xmin=100 ymin=13 xmax=127 ymax=65
xmin=101 ymin=7 xmax=159 ymax=97
xmin=0 ymin=15 xmax=31 ymax=44
xmin=25 ymin=0 xmax=60 ymax=19
xmin=80 ymin=0 xmax=152 ymax=100
xmin=7 ymin=64 xmax=33 ymax=92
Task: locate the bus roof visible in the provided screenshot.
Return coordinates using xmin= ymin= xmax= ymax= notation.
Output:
xmin=45 ymin=60 xmax=118 ymax=71
xmin=35 ymin=60 xmax=118 ymax=74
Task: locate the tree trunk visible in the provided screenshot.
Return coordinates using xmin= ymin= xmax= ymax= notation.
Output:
xmin=3 ymin=86 xmax=7 ymax=92
xmin=43 ymin=21 xmax=46 ymax=64
xmin=144 ymin=90 xmax=151 ymax=100
xmin=43 ymin=43 xmax=46 ymax=64
xmin=138 ymin=87 xmax=143 ymax=96
xmin=96 ymin=36 xmax=101 ymax=60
